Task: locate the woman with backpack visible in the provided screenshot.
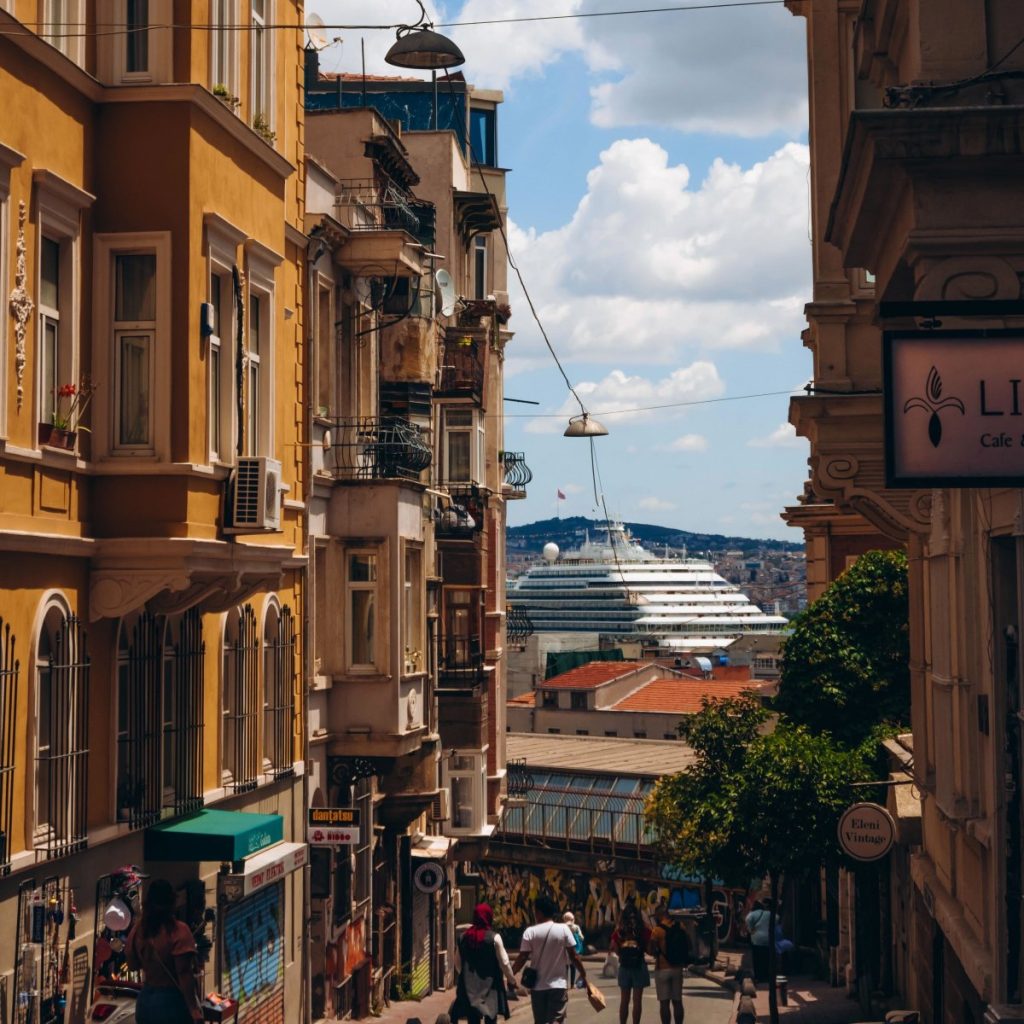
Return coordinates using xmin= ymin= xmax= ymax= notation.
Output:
xmin=451 ymin=903 xmax=520 ymax=1024
xmin=610 ymin=904 xmax=651 ymax=1024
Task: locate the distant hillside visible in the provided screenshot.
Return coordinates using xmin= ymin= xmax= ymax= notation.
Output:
xmin=507 ymin=516 xmax=803 ymax=557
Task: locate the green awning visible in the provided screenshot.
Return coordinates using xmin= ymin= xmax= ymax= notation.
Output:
xmin=144 ymin=809 xmax=284 ymax=863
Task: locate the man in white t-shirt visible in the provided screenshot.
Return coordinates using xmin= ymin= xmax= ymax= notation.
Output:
xmin=512 ymin=895 xmax=588 ymax=1024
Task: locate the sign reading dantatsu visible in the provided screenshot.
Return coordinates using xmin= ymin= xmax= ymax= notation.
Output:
xmin=308 ymin=807 xmax=361 ymax=846
xmin=837 ymin=802 xmax=895 ymax=862
xmin=885 ymin=329 xmax=1024 ymax=486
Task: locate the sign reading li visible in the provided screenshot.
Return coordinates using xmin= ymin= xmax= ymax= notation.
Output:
xmin=837 ymin=802 xmax=895 ymax=862
xmin=307 ymin=807 xmax=361 ymax=846
xmin=885 ymin=330 xmax=1024 ymax=486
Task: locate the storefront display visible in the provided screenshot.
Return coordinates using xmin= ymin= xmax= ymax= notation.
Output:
xmin=13 ymin=876 xmax=77 ymax=1024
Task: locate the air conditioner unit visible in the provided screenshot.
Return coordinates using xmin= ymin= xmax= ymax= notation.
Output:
xmin=430 ymin=789 xmax=450 ymax=822
xmin=228 ymin=456 xmax=282 ymax=532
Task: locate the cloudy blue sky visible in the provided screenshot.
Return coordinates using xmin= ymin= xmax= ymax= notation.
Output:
xmin=310 ymin=0 xmax=812 ymax=540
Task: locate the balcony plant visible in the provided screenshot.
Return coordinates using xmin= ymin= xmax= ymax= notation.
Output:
xmin=38 ymin=378 xmax=96 ymax=450
xmin=212 ymin=83 xmax=240 ymax=110
xmin=251 ymin=113 xmax=276 ymax=144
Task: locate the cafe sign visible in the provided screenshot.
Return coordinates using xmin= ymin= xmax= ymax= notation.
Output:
xmin=837 ymin=802 xmax=895 ymax=862
xmin=885 ymin=329 xmax=1024 ymax=486
xmin=307 ymin=807 xmax=361 ymax=846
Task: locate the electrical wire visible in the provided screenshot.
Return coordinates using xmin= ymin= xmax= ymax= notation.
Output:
xmin=0 ymin=2 xmax=789 ymax=38
xmin=498 ymin=387 xmax=800 ymax=418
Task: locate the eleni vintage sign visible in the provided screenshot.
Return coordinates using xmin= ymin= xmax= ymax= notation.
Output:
xmin=885 ymin=330 xmax=1024 ymax=486
xmin=837 ymin=802 xmax=895 ymax=862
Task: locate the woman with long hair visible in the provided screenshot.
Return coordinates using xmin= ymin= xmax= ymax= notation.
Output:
xmin=126 ymin=879 xmax=203 ymax=1023
xmin=451 ymin=903 xmax=519 ymax=1024
xmin=610 ymin=903 xmax=651 ymax=1024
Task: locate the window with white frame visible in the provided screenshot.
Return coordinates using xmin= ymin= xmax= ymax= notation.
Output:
xmin=250 ymin=0 xmax=273 ymax=131
xmin=40 ymin=0 xmax=85 ymax=64
xmin=244 ymin=244 xmax=278 ymax=457
xmin=262 ymin=603 xmax=295 ymax=779
xmin=211 ymin=0 xmax=239 ymax=99
xmin=223 ymin=604 xmax=259 ymax=791
xmin=113 ymin=252 xmax=157 ymax=450
xmin=38 ymin=236 xmax=67 ymax=430
xmin=446 ymin=752 xmax=483 ymax=833
xmin=403 ymin=546 xmax=424 ymax=674
xmin=346 ymin=551 xmax=378 ymax=671
xmin=474 ymin=235 xmax=487 ymax=300
xmin=95 ymin=0 xmax=172 ymax=84
xmin=442 ymin=407 xmax=484 ymax=484
xmin=34 ymin=603 xmax=89 ymax=857
xmin=208 ymin=268 xmax=234 ymax=461
xmin=125 ymin=0 xmax=149 ymax=74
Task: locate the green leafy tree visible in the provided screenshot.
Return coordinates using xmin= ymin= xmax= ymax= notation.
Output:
xmin=647 ymin=699 xmax=871 ymax=1024
xmin=774 ymin=549 xmax=909 ymax=746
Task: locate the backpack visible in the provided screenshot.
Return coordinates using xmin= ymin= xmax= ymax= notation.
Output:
xmin=662 ymin=922 xmax=691 ymax=967
xmin=618 ymin=938 xmax=644 ymax=968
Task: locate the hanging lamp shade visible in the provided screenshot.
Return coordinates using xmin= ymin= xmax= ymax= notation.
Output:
xmin=384 ymin=27 xmax=466 ymax=70
xmin=564 ymin=413 xmax=609 ymax=438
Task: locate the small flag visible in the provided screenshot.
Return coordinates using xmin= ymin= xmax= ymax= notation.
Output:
xmin=557 ymin=489 xmax=566 ymax=500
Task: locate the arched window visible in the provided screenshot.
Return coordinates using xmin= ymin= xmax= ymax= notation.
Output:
xmin=0 ymin=615 xmax=20 ymax=874
xmin=35 ymin=603 xmax=89 ymax=857
xmin=262 ymin=603 xmax=295 ymax=779
xmin=223 ymin=604 xmax=259 ymax=792
xmin=116 ymin=608 xmax=206 ymax=827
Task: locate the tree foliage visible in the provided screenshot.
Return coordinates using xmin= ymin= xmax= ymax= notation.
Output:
xmin=774 ymin=548 xmax=909 ymax=746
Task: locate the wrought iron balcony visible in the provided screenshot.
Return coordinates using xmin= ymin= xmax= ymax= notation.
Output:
xmin=506 ymin=604 xmax=534 ymax=643
xmin=335 ymin=178 xmax=423 ymax=236
xmin=435 ymin=484 xmax=485 ymax=539
xmin=437 ymin=336 xmax=484 ymax=397
xmin=323 ymin=417 xmax=432 ymax=482
xmin=502 ymin=451 xmax=532 ymax=497
xmin=438 ymin=635 xmax=484 ymax=686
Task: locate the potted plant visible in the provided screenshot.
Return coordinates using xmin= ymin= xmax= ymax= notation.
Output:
xmin=38 ymin=378 xmax=97 ymax=450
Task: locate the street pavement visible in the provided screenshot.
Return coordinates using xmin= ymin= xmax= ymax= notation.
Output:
xmin=506 ymin=967 xmax=736 ymax=1024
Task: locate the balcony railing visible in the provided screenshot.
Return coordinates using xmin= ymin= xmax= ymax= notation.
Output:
xmin=436 ymin=484 xmax=484 ymax=538
xmin=437 ymin=337 xmax=484 ymax=396
xmin=335 ymin=178 xmax=422 ymax=235
xmin=506 ymin=605 xmax=534 ymax=643
xmin=324 ymin=417 xmax=432 ymax=482
xmin=502 ymin=452 xmax=532 ymax=496
xmin=439 ymin=636 xmax=484 ymax=685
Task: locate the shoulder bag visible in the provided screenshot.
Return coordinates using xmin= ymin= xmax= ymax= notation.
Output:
xmin=521 ymin=924 xmax=556 ymax=989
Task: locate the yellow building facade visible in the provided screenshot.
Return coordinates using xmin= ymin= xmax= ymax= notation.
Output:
xmin=0 ymin=4 xmax=309 ymax=1023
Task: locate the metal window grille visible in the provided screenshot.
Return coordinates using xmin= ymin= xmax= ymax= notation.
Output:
xmin=118 ymin=612 xmax=163 ymax=829
xmin=0 ymin=616 xmax=19 ymax=874
xmin=225 ymin=605 xmax=260 ymax=792
xmin=38 ymin=614 xmax=90 ymax=859
xmin=169 ymin=608 xmax=205 ymax=814
xmin=263 ymin=606 xmax=295 ymax=779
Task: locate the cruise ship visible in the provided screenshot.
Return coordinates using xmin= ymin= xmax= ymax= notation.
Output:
xmin=507 ymin=522 xmax=789 ymax=647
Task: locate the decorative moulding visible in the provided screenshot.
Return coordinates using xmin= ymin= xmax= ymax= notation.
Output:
xmin=9 ymin=201 xmax=32 ymax=411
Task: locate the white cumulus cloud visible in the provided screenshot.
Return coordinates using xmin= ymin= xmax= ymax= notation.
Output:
xmin=637 ymin=496 xmax=677 ymax=512
xmin=748 ymin=422 xmax=804 ymax=449
xmin=526 ymin=363 xmax=725 ymax=432
xmin=508 ymin=139 xmax=811 ymax=367
xmin=668 ymin=434 xmax=709 ymax=452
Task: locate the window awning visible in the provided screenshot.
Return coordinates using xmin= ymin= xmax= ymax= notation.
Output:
xmin=220 ymin=842 xmax=308 ymax=901
xmin=144 ymin=809 xmax=284 ymax=863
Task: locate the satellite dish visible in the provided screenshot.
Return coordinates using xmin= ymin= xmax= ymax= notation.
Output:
xmin=306 ymin=13 xmax=330 ymax=51
xmin=435 ymin=269 xmax=456 ymax=317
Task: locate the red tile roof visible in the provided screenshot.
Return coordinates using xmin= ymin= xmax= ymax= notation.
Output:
xmin=508 ymin=692 xmax=536 ymax=707
xmin=540 ymin=661 xmax=651 ymax=690
xmin=612 ymin=678 xmax=765 ymax=714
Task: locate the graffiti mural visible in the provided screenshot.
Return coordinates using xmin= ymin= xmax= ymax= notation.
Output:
xmin=473 ymin=862 xmax=756 ymax=948
xmin=221 ymin=882 xmax=285 ymax=1023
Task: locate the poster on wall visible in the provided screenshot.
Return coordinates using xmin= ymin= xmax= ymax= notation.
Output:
xmin=220 ymin=881 xmax=285 ymax=1024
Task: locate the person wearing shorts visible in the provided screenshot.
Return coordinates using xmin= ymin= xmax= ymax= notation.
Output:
xmin=649 ymin=905 xmax=691 ymax=1024
xmin=610 ymin=904 xmax=651 ymax=1024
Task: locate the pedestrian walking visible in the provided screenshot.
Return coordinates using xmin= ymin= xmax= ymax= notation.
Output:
xmin=512 ymin=896 xmax=589 ymax=1024
xmin=125 ymin=879 xmax=204 ymax=1024
xmin=610 ymin=904 xmax=651 ymax=1024
xmin=649 ymin=903 xmax=692 ymax=1024
xmin=563 ymin=913 xmax=586 ymax=988
xmin=744 ymin=899 xmax=772 ymax=984
xmin=451 ymin=903 xmax=520 ymax=1024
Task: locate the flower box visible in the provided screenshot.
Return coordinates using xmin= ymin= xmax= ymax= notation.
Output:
xmin=37 ymin=423 xmax=77 ymax=450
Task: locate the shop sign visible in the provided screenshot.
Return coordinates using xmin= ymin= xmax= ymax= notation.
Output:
xmin=885 ymin=330 xmax=1024 ymax=486
xmin=837 ymin=802 xmax=895 ymax=862
xmin=413 ymin=860 xmax=446 ymax=894
xmin=307 ymin=807 xmax=360 ymax=846
xmin=221 ymin=842 xmax=308 ymax=901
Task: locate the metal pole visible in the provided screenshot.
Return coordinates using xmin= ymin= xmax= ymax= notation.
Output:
xmin=432 ymin=69 xmax=438 ymax=130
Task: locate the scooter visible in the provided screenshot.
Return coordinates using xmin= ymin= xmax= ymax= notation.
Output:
xmin=90 ymin=982 xmax=140 ymax=1023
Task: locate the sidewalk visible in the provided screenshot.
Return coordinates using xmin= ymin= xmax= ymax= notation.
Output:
xmin=692 ymin=949 xmax=881 ymax=1024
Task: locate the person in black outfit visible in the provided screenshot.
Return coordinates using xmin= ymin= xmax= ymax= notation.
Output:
xmin=451 ymin=903 xmax=520 ymax=1024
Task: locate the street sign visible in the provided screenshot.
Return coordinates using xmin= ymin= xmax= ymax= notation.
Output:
xmin=837 ymin=802 xmax=896 ymax=862
xmin=307 ymin=807 xmax=361 ymax=846
xmin=413 ymin=861 xmax=446 ymax=894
